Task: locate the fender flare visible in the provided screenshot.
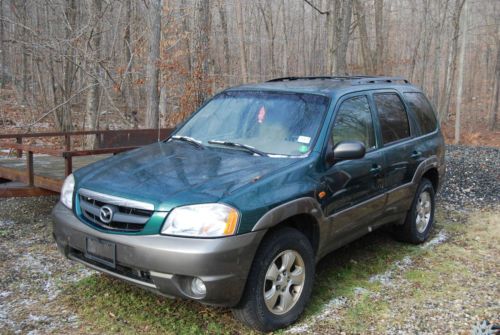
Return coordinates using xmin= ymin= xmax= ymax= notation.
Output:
xmin=251 ymin=197 xmax=325 ymax=232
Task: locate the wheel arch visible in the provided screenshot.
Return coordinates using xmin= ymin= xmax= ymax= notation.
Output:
xmin=252 ymin=197 xmax=323 ymax=256
xmin=421 ymin=167 xmax=439 ymax=192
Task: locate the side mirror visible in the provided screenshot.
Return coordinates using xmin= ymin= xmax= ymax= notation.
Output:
xmin=326 ymin=141 xmax=366 ymax=164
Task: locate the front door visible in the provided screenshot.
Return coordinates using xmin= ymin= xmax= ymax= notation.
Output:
xmin=319 ymin=94 xmax=386 ymax=244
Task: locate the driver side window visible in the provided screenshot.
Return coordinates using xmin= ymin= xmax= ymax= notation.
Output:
xmin=332 ymin=96 xmax=376 ymax=151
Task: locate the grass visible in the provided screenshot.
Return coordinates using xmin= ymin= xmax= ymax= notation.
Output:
xmin=61 ymin=207 xmax=499 ymax=334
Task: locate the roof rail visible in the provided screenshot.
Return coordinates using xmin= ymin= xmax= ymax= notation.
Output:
xmin=266 ymin=76 xmax=410 ymax=85
xmin=266 ymin=76 xmax=367 ymax=82
xmin=351 ymin=76 xmax=410 ymax=85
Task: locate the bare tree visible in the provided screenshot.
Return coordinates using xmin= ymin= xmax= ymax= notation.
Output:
xmin=235 ymin=0 xmax=248 ymax=82
xmin=440 ymin=0 xmax=466 ymax=120
xmin=85 ymin=0 xmax=103 ymax=148
xmin=454 ymin=0 xmax=468 ymax=144
xmin=332 ymin=0 xmax=352 ymax=75
xmin=374 ymin=0 xmax=384 ymax=73
xmin=0 ymin=0 xmax=4 ymax=89
xmin=145 ymin=0 xmax=162 ymax=129
xmin=55 ymin=0 xmax=77 ymax=132
xmin=193 ymin=0 xmax=211 ymax=105
xmin=354 ymin=0 xmax=374 ymax=74
xmin=489 ymin=36 xmax=500 ymax=131
xmin=216 ymin=0 xmax=230 ymax=75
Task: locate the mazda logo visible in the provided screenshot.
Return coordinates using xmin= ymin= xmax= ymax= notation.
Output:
xmin=99 ymin=205 xmax=114 ymax=224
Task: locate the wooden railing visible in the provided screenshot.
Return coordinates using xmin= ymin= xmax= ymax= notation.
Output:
xmin=0 ymin=129 xmax=173 ymax=188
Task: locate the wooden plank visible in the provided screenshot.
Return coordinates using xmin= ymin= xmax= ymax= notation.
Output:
xmin=0 ymin=128 xmax=173 ymax=139
xmin=0 ymin=186 xmax=57 ymax=198
xmin=4 ymin=143 xmax=64 ymax=156
xmin=0 ymin=165 xmax=62 ymax=192
xmin=64 ymin=146 xmax=139 ymax=157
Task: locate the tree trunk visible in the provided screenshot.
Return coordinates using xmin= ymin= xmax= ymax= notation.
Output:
xmin=122 ymin=0 xmax=135 ymax=114
xmin=193 ymin=0 xmax=211 ymax=106
xmin=0 ymin=0 xmax=4 ymax=89
xmin=85 ymin=0 xmax=102 ymax=148
xmin=489 ymin=39 xmax=500 ymax=131
xmin=236 ymin=0 xmax=248 ymax=82
xmin=179 ymin=0 xmax=192 ymax=74
xmin=440 ymin=0 xmax=466 ymax=120
xmin=454 ymin=0 xmax=468 ymax=144
xmin=354 ymin=0 xmax=374 ymax=74
xmin=56 ymin=0 xmax=77 ymax=132
xmin=374 ymin=0 xmax=384 ymax=73
xmin=431 ymin=0 xmax=450 ymax=110
xmin=217 ymin=0 xmax=230 ymax=77
xmin=281 ymin=0 xmax=288 ymax=76
xmin=145 ymin=0 xmax=162 ymax=129
xmin=332 ymin=0 xmax=352 ymax=75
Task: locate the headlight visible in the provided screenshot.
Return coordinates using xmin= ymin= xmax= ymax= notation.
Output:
xmin=161 ymin=203 xmax=239 ymax=237
xmin=60 ymin=174 xmax=75 ymax=209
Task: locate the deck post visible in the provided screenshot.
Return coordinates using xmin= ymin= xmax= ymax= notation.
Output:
xmin=64 ymin=153 xmax=73 ymax=177
xmin=27 ymin=151 xmax=34 ymax=186
xmin=64 ymin=134 xmax=71 ymax=151
xmin=16 ymin=137 xmax=22 ymax=158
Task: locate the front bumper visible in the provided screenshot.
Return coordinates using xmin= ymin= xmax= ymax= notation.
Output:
xmin=52 ymin=202 xmax=265 ymax=306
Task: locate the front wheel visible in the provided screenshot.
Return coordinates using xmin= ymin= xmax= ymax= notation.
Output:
xmin=393 ymin=178 xmax=436 ymax=244
xmin=232 ymin=227 xmax=315 ymax=332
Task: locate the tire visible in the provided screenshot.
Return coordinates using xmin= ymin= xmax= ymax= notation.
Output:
xmin=393 ymin=178 xmax=435 ymax=244
xmin=232 ymin=227 xmax=315 ymax=332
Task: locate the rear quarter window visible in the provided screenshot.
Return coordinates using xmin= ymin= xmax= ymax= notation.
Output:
xmin=373 ymin=93 xmax=411 ymax=144
xmin=404 ymin=92 xmax=438 ymax=135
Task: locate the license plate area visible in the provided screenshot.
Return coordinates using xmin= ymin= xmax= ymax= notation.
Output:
xmin=85 ymin=237 xmax=116 ymax=268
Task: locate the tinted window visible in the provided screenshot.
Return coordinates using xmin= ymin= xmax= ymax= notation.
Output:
xmin=374 ymin=93 xmax=410 ymax=144
xmin=332 ymin=96 xmax=376 ymax=150
xmin=404 ymin=92 xmax=437 ymax=135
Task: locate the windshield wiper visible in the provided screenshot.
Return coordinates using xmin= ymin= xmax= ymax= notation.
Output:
xmin=208 ymin=140 xmax=267 ymax=157
xmin=169 ymin=135 xmax=204 ymax=149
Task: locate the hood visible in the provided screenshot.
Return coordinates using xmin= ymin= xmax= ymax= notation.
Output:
xmin=74 ymin=141 xmax=300 ymax=210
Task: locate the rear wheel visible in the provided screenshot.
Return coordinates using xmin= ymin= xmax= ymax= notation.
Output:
xmin=232 ymin=227 xmax=314 ymax=332
xmin=393 ymin=178 xmax=435 ymax=244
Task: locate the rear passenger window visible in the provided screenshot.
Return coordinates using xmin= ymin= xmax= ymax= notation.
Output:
xmin=404 ymin=92 xmax=437 ymax=135
xmin=332 ymin=96 xmax=376 ymax=150
xmin=374 ymin=93 xmax=410 ymax=144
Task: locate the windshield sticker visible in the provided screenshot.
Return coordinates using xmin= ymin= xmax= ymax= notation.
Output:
xmin=297 ymin=136 xmax=311 ymax=144
xmin=299 ymin=145 xmax=309 ymax=153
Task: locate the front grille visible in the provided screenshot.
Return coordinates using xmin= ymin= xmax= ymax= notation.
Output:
xmin=78 ymin=189 xmax=154 ymax=232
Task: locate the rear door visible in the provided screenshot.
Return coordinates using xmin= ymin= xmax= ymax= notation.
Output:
xmin=320 ymin=94 xmax=385 ymax=243
xmin=371 ymin=91 xmax=416 ymax=219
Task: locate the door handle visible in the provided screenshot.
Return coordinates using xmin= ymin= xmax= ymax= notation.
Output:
xmin=411 ymin=151 xmax=422 ymax=159
xmin=370 ymin=164 xmax=382 ymax=175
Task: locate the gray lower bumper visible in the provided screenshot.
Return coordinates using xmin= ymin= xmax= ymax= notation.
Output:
xmin=51 ymin=202 xmax=265 ymax=307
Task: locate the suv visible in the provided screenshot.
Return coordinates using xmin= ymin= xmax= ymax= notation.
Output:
xmin=52 ymin=76 xmax=445 ymax=332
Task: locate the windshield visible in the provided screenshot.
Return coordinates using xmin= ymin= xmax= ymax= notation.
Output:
xmin=175 ymin=91 xmax=329 ymax=156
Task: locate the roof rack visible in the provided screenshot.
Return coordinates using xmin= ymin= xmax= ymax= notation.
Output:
xmin=266 ymin=76 xmax=410 ymax=85
xmin=266 ymin=76 xmax=366 ymax=82
xmin=351 ymin=76 xmax=410 ymax=85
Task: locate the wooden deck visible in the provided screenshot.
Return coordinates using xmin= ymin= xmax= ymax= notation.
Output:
xmin=0 ymin=128 xmax=173 ymax=197
xmin=0 ymin=154 xmax=109 ymax=196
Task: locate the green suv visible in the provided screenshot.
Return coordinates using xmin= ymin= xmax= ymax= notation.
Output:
xmin=52 ymin=76 xmax=445 ymax=331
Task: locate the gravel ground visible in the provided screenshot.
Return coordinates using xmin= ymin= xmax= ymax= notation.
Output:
xmin=438 ymin=145 xmax=500 ymax=209
xmin=0 ymin=196 xmax=94 ymax=334
xmin=0 ymin=144 xmax=498 ymax=334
